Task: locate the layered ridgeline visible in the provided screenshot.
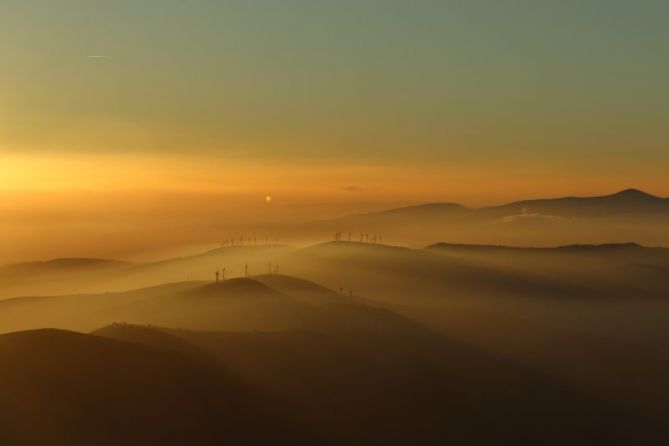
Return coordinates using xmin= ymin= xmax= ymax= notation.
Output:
xmin=4 ymin=239 xmax=669 ymax=302
xmin=281 ymin=188 xmax=669 ymax=247
xmin=3 ymin=240 xmax=669 ymax=353
xmin=2 ymin=188 xmax=669 ymax=299
xmin=0 ymin=244 xmax=294 ymax=299
xmin=2 ymin=244 xmax=669 ymax=443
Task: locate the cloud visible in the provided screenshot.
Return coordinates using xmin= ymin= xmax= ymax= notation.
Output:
xmin=338 ymin=185 xmax=377 ymax=192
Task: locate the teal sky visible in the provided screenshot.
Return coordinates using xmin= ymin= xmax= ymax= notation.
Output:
xmin=1 ymin=0 xmax=668 ymax=170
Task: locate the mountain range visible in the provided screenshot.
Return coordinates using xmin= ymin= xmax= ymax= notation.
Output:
xmin=287 ymin=189 xmax=669 ymax=247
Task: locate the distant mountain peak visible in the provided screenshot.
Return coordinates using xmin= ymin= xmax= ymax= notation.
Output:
xmin=610 ymin=188 xmax=658 ymax=199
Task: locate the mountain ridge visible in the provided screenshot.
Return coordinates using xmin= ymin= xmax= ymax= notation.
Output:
xmin=351 ymin=188 xmax=668 ymax=219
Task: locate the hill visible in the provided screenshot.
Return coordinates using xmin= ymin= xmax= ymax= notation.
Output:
xmin=92 ymin=322 xmax=662 ymax=444
xmin=482 ymin=188 xmax=669 ymax=218
xmin=0 ymin=245 xmax=297 ymax=299
xmin=0 ymin=274 xmax=424 ymax=336
xmin=0 ymin=329 xmax=300 ymax=446
xmin=4 ymin=189 xmax=669 ymax=300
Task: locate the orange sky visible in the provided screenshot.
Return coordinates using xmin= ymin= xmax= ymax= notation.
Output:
xmin=1 ymin=151 xmax=668 ymax=264
xmin=1 ymin=152 xmax=667 ymax=208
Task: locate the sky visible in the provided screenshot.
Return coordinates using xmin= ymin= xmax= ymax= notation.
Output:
xmin=1 ymin=1 xmax=668 ymax=260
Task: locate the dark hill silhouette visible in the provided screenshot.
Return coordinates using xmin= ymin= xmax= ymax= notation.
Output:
xmin=0 ymin=329 xmax=302 ymax=446
xmin=281 ymin=189 xmax=669 ymax=248
xmin=482 ymin=188 xmax=669 ymax=217
xmin=346 ymin=189 xmax=669 ymax=220
xmin=92 ymin=323 xmax=662 ymax=444
xmin=308 ymin=189 xmax=668 ymax=230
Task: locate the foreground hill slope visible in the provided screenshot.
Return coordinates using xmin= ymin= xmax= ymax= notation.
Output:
xmin=0 ymin=329 xmax=300 ymax=446
xmin=93 ymin=323 xmax=663 ymax=445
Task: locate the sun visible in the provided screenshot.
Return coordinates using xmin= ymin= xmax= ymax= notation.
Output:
xmin=265 ymin=195 xmax=272 ymax=203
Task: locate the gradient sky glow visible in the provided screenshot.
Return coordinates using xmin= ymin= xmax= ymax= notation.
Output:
xmin=1 ymin=0 xmax=668 ymax=204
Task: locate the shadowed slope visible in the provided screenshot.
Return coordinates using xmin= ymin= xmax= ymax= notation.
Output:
xmin=92 ymin=323 xmax=204 ymax=359
xmin=0 ymin=329 xmax=301 ymax=446
xmin=94 ymin=323 xmax=662 ymax=445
